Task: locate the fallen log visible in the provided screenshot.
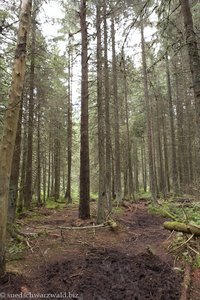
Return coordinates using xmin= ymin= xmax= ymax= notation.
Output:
xmin=163 ymin=221 xmax=200 ymax=236
xmin=58 ymin=223 xmax=108 ymax=230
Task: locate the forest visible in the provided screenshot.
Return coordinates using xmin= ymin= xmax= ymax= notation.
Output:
xmin=0 ymin=0 xmax=200 ymax=299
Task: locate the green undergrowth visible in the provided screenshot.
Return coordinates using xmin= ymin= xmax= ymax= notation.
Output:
xmin=7 ymin=241 xmax=26 ymax=261
xmin=112 ymin=206 xmax=124 ymax=215
xmin=148 ymin=196 xmax=200 ymax=269
xmin=135 ymin=190 xmax=151 ymax=200
xmin=148 ymin=196 xmax=200 ymax=225
xmin=45 ymin=197 xmax=67 ymax=209
xmin=193 ymin=254 xmax=200 ymax=268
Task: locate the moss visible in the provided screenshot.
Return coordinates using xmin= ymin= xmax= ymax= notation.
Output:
xmin=193 ymin=254 xmax=200 ymax=269
xmin=112 ymin=206 xmax=124 ymax=215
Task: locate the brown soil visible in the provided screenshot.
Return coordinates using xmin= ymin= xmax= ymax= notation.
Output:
xmin=0 ymin=201 xmax=191 ymax=300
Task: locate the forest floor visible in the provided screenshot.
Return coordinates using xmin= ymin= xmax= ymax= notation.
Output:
xmin=0 ymin=199 xmax=200 ymax=300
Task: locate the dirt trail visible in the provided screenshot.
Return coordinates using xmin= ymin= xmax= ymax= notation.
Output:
xmin=0 ymin=201 xmax=186 ymax=299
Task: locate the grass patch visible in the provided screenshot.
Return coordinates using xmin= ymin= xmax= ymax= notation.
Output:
xmin=45 ymin=197 xmax=66 ymax=209
xmin=135 ymin=190 xmax=151 ymax=200
xmin=148 ymin=196 xmax=200 ymax=268
xmin=112 ymin=206 xmax=124 ymax=214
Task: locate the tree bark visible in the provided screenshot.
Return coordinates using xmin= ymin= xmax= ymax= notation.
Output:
xmin=103 ymin=0 xmax=112 ymax=212
xmin=79 ymin=0 xmax=90 ymax=219
xmin=36 ymin=92 xmax=41 ymax=206
xmin=111 ymin=16 xmax=122 ymax=204
xmin=166 ymin=54 xmax=179 ymax=193
xmin=140 ymin=20 xmax=157 ymax=202
xmin=54 ymin=118 xmax=60 ymax=200
xmin=96 ymin=2 xmax=106 ymax=224
xmin=0 ymin=0 xmax=32 ymax=278
xmin=65 ymin=36 xmax=73 ymax=204
xmin=18 ymin=94 xmax=28 ymax=212
xmin=180 ymin=0 xmax=200 ymax=173
xmin=141 ymin=141 xmax=147 ymax=193
xmin=122 ymin=52 xmax=135 ymax=200
xmin=24 ymin=3 xmax=36 ymax=209
xmin=161 ymin=98 xmax=170 ymax=193
xmin=8 ymin=99 xmax=23 ymax=223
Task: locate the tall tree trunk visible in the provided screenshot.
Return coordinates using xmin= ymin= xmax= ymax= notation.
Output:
xmin=24 ymin=4 xmax=36 ymax=209
xmin=180 ymin=0 xmax=200 ymax=173
xmin=50 ymin=141 xmax=55 ymax=197
xmin=141 ymin=141 xmax=147 ymax=192
xmin=154 ymin=90 xmax=166 ymax=197
xmin=8 ymin=99 xmax=23 ymax=223
xmin=96 ymin=2 xmax=106 ymax=223
xmin=160 ymin=94 xmax=171 ymax=193
xmin=36 ymin=93 xmax=41 ymax=206
xmin=174 ymin=64 xmax=188 ymax=189
xmin=166 ymin=54 xmax=179 ymax=193
xmin=54 ymin=120 xmax=60 ymax=200
xmin=103 ymin=0 xmax=112 ymax=211
xmin=140 ymin=20 xmax=157 ymax=203
xmin=122 ymin=52 xmax=135 ymax=200
xmin=111 ymin=16 xmax=122 ymax=204
xmin=0 ymin=0 xmax=32 ymax=278
xmin=47 ymin=130 xmax=51 ymax=198
xmin=18 ymin=92 xmax=28 ymax=212
xmin=42 ymin=151 xmax=47 ymax=204
xmin=133 ymin=139 xmax=139 ymax=193
xmin=79 ymin=0 xmax=90 ymax=219
xmin=65 ymin=36 xmax=72 ymax=204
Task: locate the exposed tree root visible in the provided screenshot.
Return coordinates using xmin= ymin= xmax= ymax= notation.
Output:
xmin=7 ymin=223 xmax=38 ymax=243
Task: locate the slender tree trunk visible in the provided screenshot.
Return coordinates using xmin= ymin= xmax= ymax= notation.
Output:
xmin=141 ymin=141 xmax=147 ymax=193
xmin=8 ymin=99 xmax=23 ymax=223
xmin=140 ymin=21 xmax=157 ymax=203
xmin=50 ymin=141 xmax=54 ymax=197
xmin=79 ymin=0 xmax=90 ymax=219
xmin=122 ymin=52 xmax=135 ymax=200
xmin=24 ymin=5 xmax=36 ymax=209
xmin=174 ymin=65 xmax=187 ymax=189
xmin=111 ymin=16 xmax=122 ymax=204
xmin=0 ymin=0 xmax=32 ymax=277
xmin=184 ymin=84 xmax=193 ymax=183
xmin=180 ymin=0 xmax=200 ymax=173
xmin=36 ymin=94 xmax=41 ymax=206
xmin=43 ymin=151 xmax=47 ymax=204
xmin=18 ymin=92 xmax=28 ymax=212
xmin=47 ymin=130 xmax=51 ymax=198
xmin=65 ymin=37 xmax=72 ymax=203
xmin=103 ymin=0 xmax=112 ymax=211
xmin=166 ymin=54 xmax=179 ymax=193
xmin=54 ymin=120 xmax=60 ymax=200
xmin=111 ymin=148 xmax=116 ymax=199
xmin=96 ymin=2 xmax=106 ymax=223
xmin=155 ymin=92 xmax=166 ymax=197
xmin=162 ymin=107 xmax=171 ymax=193
xmin=134 ymin=139 xmax=139 ymax=193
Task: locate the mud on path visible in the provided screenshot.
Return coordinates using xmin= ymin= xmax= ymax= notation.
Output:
xmin=0 ymin=202 xmax=184 ymax=299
